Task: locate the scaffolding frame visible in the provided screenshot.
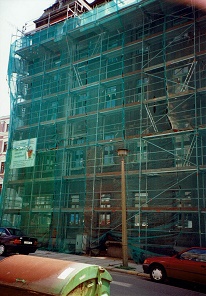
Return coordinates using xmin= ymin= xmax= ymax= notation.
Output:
xmin=1 ymin=0 xmax=206 ymax=256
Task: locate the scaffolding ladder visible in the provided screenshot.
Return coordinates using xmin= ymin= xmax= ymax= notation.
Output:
xmin=183 ymin=135 xmax=196 ymax=166
xmin=73 ymin=64 xmax=83 ymax=86
xmin=145 ymin=104 xmax=158 ymax=132
xmin=180 ymin=60 xmax=197 ymax=92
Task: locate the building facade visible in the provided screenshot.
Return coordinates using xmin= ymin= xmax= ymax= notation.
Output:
xmin=0 ymin=116 xmax=9 ymax=198
xmin=1 ymin=0 xmax=206 ymax=257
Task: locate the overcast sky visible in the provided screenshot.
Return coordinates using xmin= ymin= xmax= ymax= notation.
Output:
xmin=0 ymin=0 xmax=55 ymax=117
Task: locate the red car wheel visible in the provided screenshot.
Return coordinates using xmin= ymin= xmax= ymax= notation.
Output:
xmin=150 ymin=265 xmax=166 ymax=283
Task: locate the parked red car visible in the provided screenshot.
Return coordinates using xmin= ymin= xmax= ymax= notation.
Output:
xmin=143 ymin=247 xmax=206 ymax=285
xmin=0 ymin=227 xmax=38 ymax=256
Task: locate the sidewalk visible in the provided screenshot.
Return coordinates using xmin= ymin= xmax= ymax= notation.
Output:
xmin=31 ymin=250 xmax=147 ymax=277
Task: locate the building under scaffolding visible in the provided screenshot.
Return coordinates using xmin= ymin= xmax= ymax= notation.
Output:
xmin=1 ymin=0 xmax=206 ymax=259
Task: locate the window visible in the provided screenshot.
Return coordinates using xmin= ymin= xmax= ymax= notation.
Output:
xmin=100 ymin=193 xmax=111 ymax=208
xmin=47 ymin=101 xmax=57 ymax=120
xmin=22 ymin=107 xmax=26 ymax=118
xmin=175 ymin=146 xmax=191 ymax=166
xmin=76 ymin=94 xmax=87 ymax=115
xmin=35 ymin=196 xmax=52 ymax=209
xmin=108 ymin=35 xmax=120 ymax=49
xmin=70 ymin=195 xmax=80 ymax=208
xmin=36 ymin=153 xmax=55 ymax=178
xmin=130 ymin=142 xmax=148 ymax=163
xmin=71 ymin=136 xmax=86 ymax=146
xmin=70 ymin=121 xmax=86 ymax=145
xmin=136 ymin=78 xmax=148 ymax=101
xmin=69 ymin=213 xmax=80 ymax=225
xmin=134 ymin=193 xmax=148 ymax=208
xmin=104 ymin=135 xmax=114 ymax=165
xmin=43 ymin=155 xmax=54 ymax=171
xmin=176 ymin=191 xmax=192 ymax=207
xmin=3 ymin=142 xmax=7 ymax=152
xmin=105 ymin=86 xmax=116 ymax=108
xmin=99 ymin=213 xmax=111 ymax=226
xmin=1 ymin=162 xmax=5 ymax=173
xmin=104 ymin=146 xmax=114 ymax=165
xmin=134 ymin=193 xmax=148 ymax=227
xmin=135 ymin=24 xmax=150 ymax=39
xmin=107 ymin=57 xmax=122 ymax=78
xmin=52 ymin=53 xmax=61 ymax=67
xmin=138 ymin=142 xmax=147 ymax=162
xmin=72 ymin=149 xmax=84 ymax=168
xmin=134 ymin=213 xmax=148 ymax=227
xmin=175 ymin=213 xmax=192 ymax=229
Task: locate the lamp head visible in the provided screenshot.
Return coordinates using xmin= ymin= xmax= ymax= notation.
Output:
xmin=117 ymin=148 xmax=128 ymax=157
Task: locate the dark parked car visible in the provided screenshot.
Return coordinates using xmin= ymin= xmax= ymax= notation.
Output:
xmin=143 ymin=247 xmax=206 ymax=285
xmin=0 ymin=227 xmax=38 ymax=256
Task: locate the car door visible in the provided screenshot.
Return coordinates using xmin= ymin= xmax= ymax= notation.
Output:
xmin=169 ymin=248 xmax=206 ymax=284
xmin=0 ymin=228 xmax=6 ymax=243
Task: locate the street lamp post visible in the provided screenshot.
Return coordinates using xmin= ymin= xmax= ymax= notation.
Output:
xmin=118 ymin=148 xmax=128 ymax=268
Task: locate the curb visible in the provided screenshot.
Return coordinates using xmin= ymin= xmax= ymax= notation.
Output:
xmin=105 ymin=266 xmax=149 ymax=277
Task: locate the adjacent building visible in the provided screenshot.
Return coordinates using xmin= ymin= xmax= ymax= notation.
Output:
xmin=0 ymin=116 xmax=10 ymax=198
xmin=1 ymin=0 xmax=206 ymax=257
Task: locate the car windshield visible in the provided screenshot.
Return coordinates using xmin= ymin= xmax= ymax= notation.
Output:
xmin=7 ymin=228 xmax=25 ymax=236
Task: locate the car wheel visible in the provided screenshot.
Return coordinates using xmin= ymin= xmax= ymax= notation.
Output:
xmin=150 ymin=265 xmax=166 ymax=283
xmin=0 ymin=244 xmax=6 ymax=256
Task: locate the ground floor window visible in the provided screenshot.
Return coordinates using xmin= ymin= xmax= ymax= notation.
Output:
xmin=99 ymin=213 xmax=111 ymax=226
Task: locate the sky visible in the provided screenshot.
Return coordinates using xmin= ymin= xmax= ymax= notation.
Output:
xmin=0 ymin=0 xmax=55 ymax=117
